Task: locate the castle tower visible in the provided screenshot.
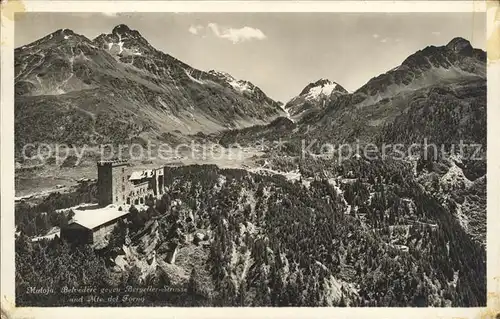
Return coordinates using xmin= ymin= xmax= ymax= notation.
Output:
xmin=97 ymin=160 xmax=129 ymax=207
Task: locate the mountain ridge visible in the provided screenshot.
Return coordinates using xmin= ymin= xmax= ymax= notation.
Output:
xmin=15 ymin=25 xmax=285 ymax=152
xmin=272 ymin=37 xmax=486 ymax=145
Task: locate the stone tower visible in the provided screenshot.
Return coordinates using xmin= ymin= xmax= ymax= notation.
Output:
xmin=97 ymin=160 xmax=129 ymax=207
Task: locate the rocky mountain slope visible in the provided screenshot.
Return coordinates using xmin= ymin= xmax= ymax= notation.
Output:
xmin=296 ymin=37 xmax=486 ymax=145
xmin=15 ymin=25 xmax=284 ymax=152
xmin=263 ymin=38 xmax=486 ymax=147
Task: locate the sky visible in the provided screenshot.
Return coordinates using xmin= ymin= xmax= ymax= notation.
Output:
xmin=15 ymin=12 xmax=486 ymax=103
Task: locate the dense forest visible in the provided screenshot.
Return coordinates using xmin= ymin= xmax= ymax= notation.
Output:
xmin=15 ymin=181 xmax=98 ymax=237
xmin=15 ymin=157 xmax=486 ymax=307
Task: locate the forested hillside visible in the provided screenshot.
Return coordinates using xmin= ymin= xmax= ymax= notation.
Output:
xmin=16 ymin=162 xmax=485 ymax=307
xmin=14 ymin=29 xmax=487 ymax=308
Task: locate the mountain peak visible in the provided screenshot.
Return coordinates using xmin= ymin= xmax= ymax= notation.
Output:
xmin=299 ymin=79 xmax=347 ymax=97
xmin=40 ymin=28 xmax=78 ymax=41
xmin=15 ymin=28 xmax=92 ymax=50
xmin=352 ymin=37 xmax=484 ymax=106
xmin=284 ymin=79 xmax=348 ymax=120
xmin=446 ymin=37 xmax=473 ymax=54
xmin=57 ymin=28 xmax=76 ymax=36
xmin=93 ymin=24 xmax=154 ymax=56
xmin=112 ymin=24 xmax=133 ymax=35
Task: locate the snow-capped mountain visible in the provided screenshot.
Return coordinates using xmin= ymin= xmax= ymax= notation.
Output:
xmin=284 ymin=79 xmax=348 ymax=121
xmin=299 ymin=78 xmax=347 ymax=99
xmin=15 ymin=25 xmax=284 ymax=150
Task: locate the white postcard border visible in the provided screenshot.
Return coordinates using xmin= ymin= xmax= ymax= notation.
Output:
xmin=1 ymin=1 xmax=499 ymax=318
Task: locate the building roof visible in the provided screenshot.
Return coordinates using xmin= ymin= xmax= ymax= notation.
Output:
xmin=129 ymin=171 xmax=144 ymax=181
xmin=97 ymin=159 xmax=129 ymax=167
xmin=129 ymin=169 xmax=154 ymax=181
xmin=69 ymin=204 xmax=130 ymax=230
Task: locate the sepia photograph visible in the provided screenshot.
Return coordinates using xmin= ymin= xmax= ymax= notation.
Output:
xmin=1 ymin=1 xmax=498 ymax=316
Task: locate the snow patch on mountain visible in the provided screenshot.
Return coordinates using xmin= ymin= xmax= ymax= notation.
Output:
xmin=118 ymin=42 xmax=125 ymax=54
xmin=306 ymin=82 xmax=338 ymax=100
xmin=299 ymin=79 xmax=347 ymax=101
xmin=280 ymin=104 xmax=294 ymax=122
xmin=229 ymin=80 xmax=252 ymax=93
xmin=208 ymin=70 xmax=253 ymax=93
xmin=184 ymin=69 xmax=205 ymax=85
xmin=283 ymin=79 xmax=347 ymax=121
xmin=208 ymin=70 xmax=234 ymax=80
